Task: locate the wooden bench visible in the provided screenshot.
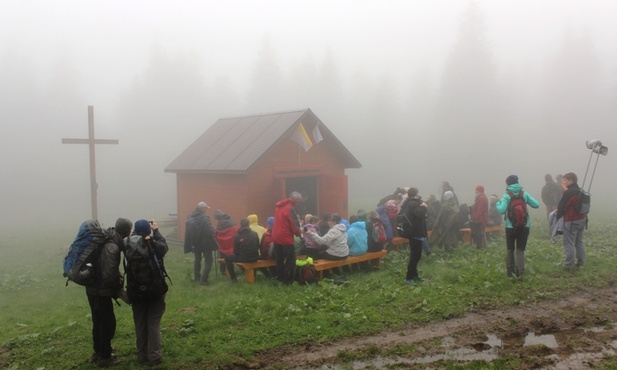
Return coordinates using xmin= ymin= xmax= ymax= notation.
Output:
xmin=312 ymin=250 xmax=388 ymax=280
xmin=217 ymin=258 xmax=276 ymax=284
xmin=389 ymin=225 xmax=503 ymax=251
xmin=218 ymin=250 xmax=388 ymax=283
xmin=459 ymin=225 xmax=503 ymax=243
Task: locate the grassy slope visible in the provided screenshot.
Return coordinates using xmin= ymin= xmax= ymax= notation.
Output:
xmin=1 ymin=218 xmax=616 ymax=369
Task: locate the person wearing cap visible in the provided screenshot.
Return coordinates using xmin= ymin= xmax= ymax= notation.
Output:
xmin=496 ymin=175 xmax=540 ymax=277
xmin=87 ymin=217 xmax=132 ymax=367
xmin=272 ymin=191 xmax=302 ymax=285
xmin=125 ymin=219 xmax=169 ymax=365
xmin=470 ymin=185 xmax=489 ymax=249
xmin=184 ymin=201 xmax=217 ymax=284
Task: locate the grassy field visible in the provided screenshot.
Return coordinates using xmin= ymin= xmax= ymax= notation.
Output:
xmin=1 ymin=217 xmax=617 ymax=369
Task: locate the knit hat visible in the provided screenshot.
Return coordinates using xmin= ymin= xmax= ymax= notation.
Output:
xmin=114 ymin=218 xmax=133 ymax=237
xmin=266 ymin=216 xmax=274 ymax=228
xmin=475 ymin=185 xmax=485 ymax=193
xmin=506 ymin=175 xmax=519 ymax=185
xmin=134 ymin=219 xmax=152 ymax=236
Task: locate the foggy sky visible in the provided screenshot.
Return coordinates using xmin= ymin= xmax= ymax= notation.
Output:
xmin=1 ymin=0 xmax=616 ymax=235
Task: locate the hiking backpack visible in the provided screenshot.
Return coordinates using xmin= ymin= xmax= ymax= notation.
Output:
xmin=395 ymin=212 xmax=413 ymax=238
xmin=124 ymin=235 xmax=170 ymax=303
xmin=372 ymin=221 xmax=387 ymax=244
xmin=63 ymin=220 xmax=112 ymax=286
xmin=507 ymin=191 xmax=528 ymax=229
xmin=575 ymin=190 xmax=591 ymax=215
xmin=295 ymin=258 xmax=317 ymax=284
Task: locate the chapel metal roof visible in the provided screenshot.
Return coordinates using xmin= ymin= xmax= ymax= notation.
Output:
xmin=165 ymin=108 xmax=361 ymax=173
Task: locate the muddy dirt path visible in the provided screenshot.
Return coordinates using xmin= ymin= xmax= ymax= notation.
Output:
xmin=254 ymin=285 xmax=617 ymax=369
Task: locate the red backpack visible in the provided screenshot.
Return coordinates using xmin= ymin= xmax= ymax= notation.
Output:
xmin=372 ymin=221 xmax=387 ymax=244
xmin=507 ymin=191 xmax=528 ymax=229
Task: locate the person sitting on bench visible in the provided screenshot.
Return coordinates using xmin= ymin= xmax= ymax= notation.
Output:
xmin=224 ymin=218 xmax=260 ymax=283
xmin=303 ymin=213 xmax=349 ymax=261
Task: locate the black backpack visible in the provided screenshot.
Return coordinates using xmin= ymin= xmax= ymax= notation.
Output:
xmin=507 ymin=191 xmax=528 ymax=229
xmin=575 ymin=190 xmax=591 ymax=215
xmin=124 ymin=235 xmax=170 ymax=303
xmin=395 ymin=212 xmax=413 ymax=238
xmin=63 ymin=220 xmax=112 ymax=286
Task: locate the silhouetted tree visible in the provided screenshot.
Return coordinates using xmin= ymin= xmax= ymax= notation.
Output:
xmin=430 ymin=1 xmax=505 ymax=185
xmin=244 ymin=35 xmax=285 ymax=114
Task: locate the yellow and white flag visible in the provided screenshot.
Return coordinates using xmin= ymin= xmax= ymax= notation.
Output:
xmin=291 ymin=122 xmax=313 ymax=151
xmin=312 ymin=124 xmax=323 ymax=144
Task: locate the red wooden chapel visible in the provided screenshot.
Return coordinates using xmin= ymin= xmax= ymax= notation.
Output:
xmin=165 ymin=109 xmax=361 ymax=239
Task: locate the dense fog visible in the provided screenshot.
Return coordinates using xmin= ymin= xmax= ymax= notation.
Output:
xmin=1 ymin=0 xmax=616 ymax=236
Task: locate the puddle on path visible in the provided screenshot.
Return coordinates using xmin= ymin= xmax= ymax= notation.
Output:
xmin=313 ymin=324 xmax=617 ymax=369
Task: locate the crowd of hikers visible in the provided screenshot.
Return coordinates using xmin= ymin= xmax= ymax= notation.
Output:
xmin=63 ymin=171 xmax=587 ymax=367
xmin=184 ymin=172 xmax=585 ymax=286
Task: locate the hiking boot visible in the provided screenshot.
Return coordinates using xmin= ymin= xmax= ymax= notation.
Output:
xmin=91 ymin=352 xmax=101 ymax=363
xmin=96 ymin=355 xmax=119 ymax=367
xmin=149 ymin=357 xmax=162 ymax=366
xmin=405 ymin=279 xmax=417 ymax=285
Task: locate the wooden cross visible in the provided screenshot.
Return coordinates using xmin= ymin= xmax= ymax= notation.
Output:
xmin=62 ymin=106 xmax=118 ymax=220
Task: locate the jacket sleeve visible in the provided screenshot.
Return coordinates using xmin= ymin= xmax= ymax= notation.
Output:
xmin=308 ymin=227 xmax=339 ymax=246
xmin=152 ymin=229 xmax=169 ymax=258
xmin=410 ymin=203 xmax=427 ymax=218
xmin=524 ymin=192 xmax=540 ymax=209
xmin=289 ymin=208 xmax=301 ymax=237
xmin=495 ymin=193 xmax=510 ymax=214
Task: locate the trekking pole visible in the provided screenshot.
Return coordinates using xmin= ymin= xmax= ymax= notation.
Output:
xmin=581 ymin=145 xmax=596 ymax=190
xmin=583 ymin=140 xmax=608 ymax=192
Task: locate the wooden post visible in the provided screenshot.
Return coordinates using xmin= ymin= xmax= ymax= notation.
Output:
xmin=62 ymin=106 xmax=118 ymax=220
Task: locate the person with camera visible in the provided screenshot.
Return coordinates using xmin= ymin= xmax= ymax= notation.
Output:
xmin=125 ymin=219 xmax=169 ymax=365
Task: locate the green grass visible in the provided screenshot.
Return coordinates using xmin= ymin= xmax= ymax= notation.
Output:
xmin=1 ymin=218 xmax=617 ymax=369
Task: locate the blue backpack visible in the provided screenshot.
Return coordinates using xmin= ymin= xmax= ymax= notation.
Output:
xmin=63 ymin=220 xmax=111 ymax=286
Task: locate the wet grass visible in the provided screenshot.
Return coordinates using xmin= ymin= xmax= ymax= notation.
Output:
xmin=1 ymin=218 xmax=617 ymax=368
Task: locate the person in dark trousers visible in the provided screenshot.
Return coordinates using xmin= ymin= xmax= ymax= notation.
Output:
xmin=496 ymin=175 xmax=540 ymax=277
xmin=470 ymin=185 xmax=489 ymax=249
xmin=272 ymin=191 xmax=302 ymax=285
xmin=224 ymin=218 xmax=260 ymax=282
xmin=541 ymin=174 xmax=563 ymax=219
xmin=556 ymin=172 xmax=587 ymax=270
xmin=184 ymin=201 xmax=218 ymax=284
xmin=87 ymin=217 xmax=132 ymax=367
xmin=126 ymin=219 xmax=169 ymax=365
xmin=400 ymin=187 xmax=428 ymax=285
